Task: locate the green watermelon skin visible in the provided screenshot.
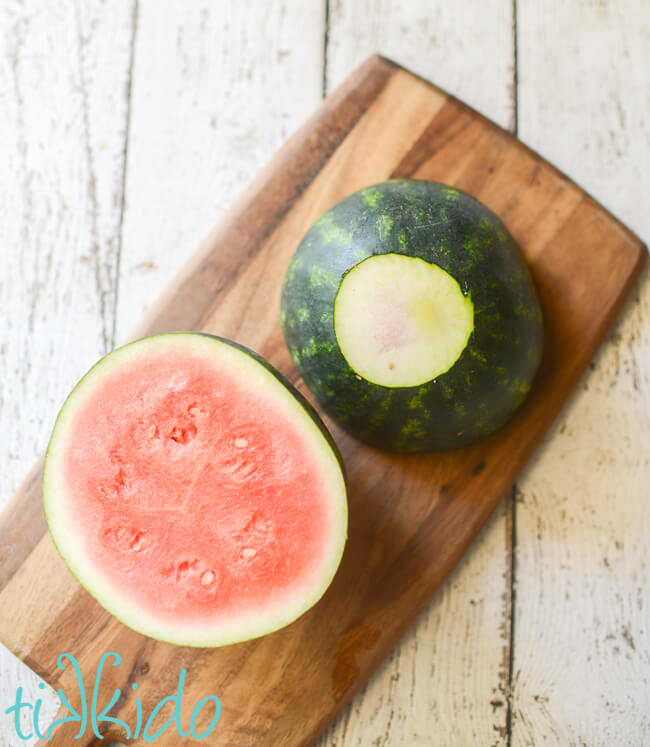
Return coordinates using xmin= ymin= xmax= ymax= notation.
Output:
xmin=280 ymin=180 xmax=544 ymax=452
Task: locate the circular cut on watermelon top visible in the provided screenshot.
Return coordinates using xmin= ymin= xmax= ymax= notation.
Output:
xmin=43 ymin=334 xmax=347 ymax=647
xmin=334 ymin=253 xmax=474 ymax=388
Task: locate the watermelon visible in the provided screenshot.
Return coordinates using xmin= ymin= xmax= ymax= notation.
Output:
xmin=42 ymin=333 xmax=347 ymax=647
xmin=281 ymin=180 xmax=543 ymax=452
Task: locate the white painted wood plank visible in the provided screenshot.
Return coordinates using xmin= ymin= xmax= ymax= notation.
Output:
xmin=0 ymin=1 xmax=135 ymax=744
xmin=326 ymin=0 xmax=516 ymax=130
xmin=321 ymin=3 xmax=515 ymax=745
xmin=514 ymin=1 xmax=650 ymax=744
xmin=114 ymin=0 xmax=325 ymax=341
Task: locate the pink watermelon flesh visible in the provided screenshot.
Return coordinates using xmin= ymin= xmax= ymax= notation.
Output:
xmin=44 ymin=335 xmax=347 ymax=646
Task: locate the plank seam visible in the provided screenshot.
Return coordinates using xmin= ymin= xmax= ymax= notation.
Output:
xmin=73 ymin=0 xmax=108 ymax=354
xmin=508 ymin=5 xmax=519 ymax=744
xmin=110 ymin=0 xmax=140 ymax=350
xmin=322 ymin=0 xmax=330 ymax=98
xmin=512 ymin=0 xmax=519 ymax=137
xmin=505 ymin=487 xmax=517 ymax=746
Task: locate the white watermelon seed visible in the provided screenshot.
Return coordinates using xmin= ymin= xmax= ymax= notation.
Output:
xmin=200 ymin=570 xmax=215 ymax=586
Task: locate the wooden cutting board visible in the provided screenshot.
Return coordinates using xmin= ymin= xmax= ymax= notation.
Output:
xmin=0 ymin=55 xmax=645 ymax=746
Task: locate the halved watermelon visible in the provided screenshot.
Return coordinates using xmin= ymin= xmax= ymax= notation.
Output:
xmin=43 ymin=333 xmax=347 ymax=647
xmin=281 ymin=180 xmax=543 ymax=452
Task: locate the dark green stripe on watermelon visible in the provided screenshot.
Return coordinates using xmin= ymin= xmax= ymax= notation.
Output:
xmin=281 ymin=179 xmax=543 ymax=452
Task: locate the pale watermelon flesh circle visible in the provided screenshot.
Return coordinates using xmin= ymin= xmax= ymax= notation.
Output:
xmin=334 ymin=253 xmax=475 ymax=388
xmin=43 ymin=334 xmax=347 ymax=647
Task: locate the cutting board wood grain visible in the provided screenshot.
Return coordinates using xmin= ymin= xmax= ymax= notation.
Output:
xmin=0 ymin=56 xmax=645 ymax=746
